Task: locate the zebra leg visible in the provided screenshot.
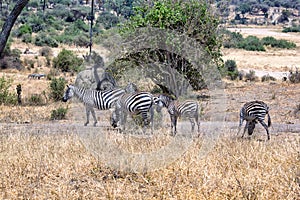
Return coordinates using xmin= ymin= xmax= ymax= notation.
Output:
xmin=237 ymin=118 xmax=244 ymax=135
xmin=259 ymin=120 xmax=270 ymax=140
xmin=84 ymin=106 xmax=91 ymax=126
xmin=241 ymin=121 xmax=249 ymax=138
xmin=90 ymin=108 xmax=97 ymax=127
xmin=150 ymin=107 xmax=154 ymax=133
xmin=189 ymin=117 xmax=195 ymax=132
xmin=170 ymin=115 xmax=177 ymax=136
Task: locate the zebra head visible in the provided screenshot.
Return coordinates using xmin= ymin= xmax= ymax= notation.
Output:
xmin=110 ymin=110 xmax=119 ymax=128
xmin=247 ymin=120 xmax=257 ymax=135
xmin=62 ymin=85 xmax=75 ymax=102
xmin=158 ymin=93 xmax=176 ymax=108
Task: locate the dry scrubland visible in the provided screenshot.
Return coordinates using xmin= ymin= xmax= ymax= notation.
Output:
xmin=0 ymin=26 xmax=300 ymax=199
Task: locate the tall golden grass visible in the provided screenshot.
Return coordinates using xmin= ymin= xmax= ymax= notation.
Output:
xmin=0 ymin=125 xmax=298 ymax=199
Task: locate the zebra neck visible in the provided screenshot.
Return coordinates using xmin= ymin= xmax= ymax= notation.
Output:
xmin=74 ymin=87 xmax=88 ymax=102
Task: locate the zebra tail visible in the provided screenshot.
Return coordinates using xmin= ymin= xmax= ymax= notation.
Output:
xmin=267 ymin=113 xmax=271 ymax=127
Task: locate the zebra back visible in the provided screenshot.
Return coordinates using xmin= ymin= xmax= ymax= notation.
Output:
xmin=117 ymin=91 xmax=154 ymax=114
xmin=241 ymin=100 xmax=270 ymax=123
xmin=65 ymin=85 xmax=125 ymax=110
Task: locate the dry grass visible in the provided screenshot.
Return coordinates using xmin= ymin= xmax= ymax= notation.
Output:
xmin=0 ymin=125 xmax=299 ymax=199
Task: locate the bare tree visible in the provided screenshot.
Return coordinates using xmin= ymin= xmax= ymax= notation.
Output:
xmin=0 ymin=0 xmax=29 ymax=57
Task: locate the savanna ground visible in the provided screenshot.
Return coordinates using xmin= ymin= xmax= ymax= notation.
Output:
xmin=0 ymin=26 xmax=299 ymax=199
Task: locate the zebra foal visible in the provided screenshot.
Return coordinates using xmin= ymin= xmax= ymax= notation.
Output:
xmin=157 ymin=94 xmax=200 ymax=135
xmin=110 ymin=91 xmax=156 ymax=133
xmin=62 ymin=85 xmax=125 ymax=126
xmin=238 ymin=100 xmax=271 ymax=140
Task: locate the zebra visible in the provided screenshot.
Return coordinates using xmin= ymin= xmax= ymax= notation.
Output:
xmin=238 ymin=100 xmax=271 ymax=140
xmin=62 ymin=85 xmax=126 ymax=126
xmin=157 ymin=94 xmax=200 ymax=135
xmin=110 ymin=91 xmax=156 ymax=133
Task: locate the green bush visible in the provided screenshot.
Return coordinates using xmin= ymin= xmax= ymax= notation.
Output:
xmin=21 ymin=33 xmax=33 ymax=44
xmin=35 ymin=32 xmax=59 ymax=47
xmin=96 ymin=11 xmax=120 ymax=29
xmin=283 ymin=26 xmax=300 ymax=33
xmin=39 ymin=47 xmax=53 ymax=57
xmin=262 ymin=36 xmax=296 ymax=49
xmin=237 ymin=36 xmax=265 ymax=51
xmin=16 ymin=24 xmax=32 ymax=37
xmin=224 ymin=59 xmax=239 ymax=80
xmin=27 ymin=94 xmax=45 ymax=106
xmin=49 ymin=77 xmax=67 ymax=102
xmin=52 ymin=49 xmax=83 ymax=72
xmin=0 ymin=76 xmax=17 ymax=105
xmin=50 ymin=107 xmax=68 ymax=120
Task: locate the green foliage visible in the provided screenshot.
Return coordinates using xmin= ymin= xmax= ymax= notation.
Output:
xmin=283 ymin=26 xmax=300 ymax=33
xmin=27 ymin=94 xmax=45 ymax=106
xmin=224 ymin=60 xmax=239 ymax=80
xmin=52 ymin=49 xmax=83 ymax=72
xmin=21 ymin=33 xmax=33 ymax=44
xmin=39 ymin=47 xmax=53 ymax=57
xmin=97 ymin=11 xmax=120 ymax=29
xmin=0 ymin=76 xmax=17 ymax=105
xmin=224 ymin=31 xmax=296 ymax=51
xmin=49 ymin=77 xmax=67 ymax=102
xmin=35 ymin=32 xmax=59 ymax=47
xmin=50 ymin=107 xmax=68 ymax=120
xmin=261 ymin=36 xmax=296 ymax=49
xmin=17 ymin=24 xmax=32 ymax=37
xmin=223 ymin=30 xmax=244 ymax=48
xmin=116 ymin=0 xmax=223 ymax=90
xmin=237 ymin=35 xmax=265 ymax=51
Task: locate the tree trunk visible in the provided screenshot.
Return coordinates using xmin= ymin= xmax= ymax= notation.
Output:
xmin=0 ymin=0 xmax=29 ymax=57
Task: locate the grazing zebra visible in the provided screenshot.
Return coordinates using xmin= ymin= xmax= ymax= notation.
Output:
xmin=110 ymin=91 xmax=156 ymax=132
xmin=157 ymin=94 xmax=200 ymax=135
xmin=62 ymin=85 xmax=126 ymax=126
xmin=238 ymin=100 xmax=271 ymax=140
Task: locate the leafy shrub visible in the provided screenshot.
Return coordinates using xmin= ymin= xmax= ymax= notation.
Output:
xmin=223 ymin=31 xmax=244 ymax=48
xmin=17 ymin=24 xmax=32 ymax=37
xmin=35 ymin=33 xmax=59 ymax=47
xmin=73 ymin=34 xmax=90 ymax=47
xmin=262 ymin=36 xmax=296 ymax=49
xmin=0 ymin=56 xmax=23 ymax=70
xmin=52 ymin=49 xmax=83 ymax=72
xmin=224 ymin=59 xmax=239 ymax=80
xmin=237 ymin=36 xmax=265 ymax=51
xmin=21 ymin=33 xmax=33 ymax=43
xmin=0 ymin=76 xmax=17 ymax=105
xmin=39 ymin=47 xmax=53 ymax=57
xmin=50 ymin=107 xmax=68 ymax=120
xmin=96 ymin=11 xmax=120 ymax=29
xmin=49 ymin=77 xmax=67 ymax=101
xmin=283 ymin=26 xmax=300 ymax=33
xmin=261 ymin=74 xmax=276 ymax=82
xmin=26 ymin=94 xmax=45 ymax=106
xmin=245 ymin=70 xmax=258 ymax=82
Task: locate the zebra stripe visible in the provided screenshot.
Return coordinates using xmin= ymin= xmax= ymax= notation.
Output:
xmin=111 ymin=92 xmax=155 ymax=132
xmin=62 ymin=85 xmax=125 ymax=126
xmin=238 ymin=100 xmax=271 ymax=140
xmin=157 ymin=94 xmax=200 ymax=135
